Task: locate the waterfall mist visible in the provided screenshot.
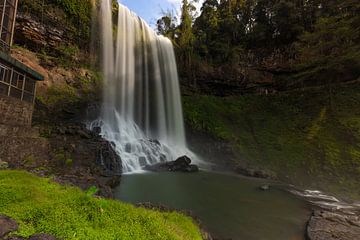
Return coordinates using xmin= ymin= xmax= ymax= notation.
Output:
xmin=91 ymin=1 xmax=196 ymax=172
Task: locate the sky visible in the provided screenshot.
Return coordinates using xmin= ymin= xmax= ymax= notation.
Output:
xmin=120 ymin=0 xmax=203 ymax=27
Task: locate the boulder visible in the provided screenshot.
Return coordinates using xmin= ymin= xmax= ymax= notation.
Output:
xmin=144 ymin=156 xmax=199 ymax=173
xmin=306 ymin=210 xmax=360 ymax=240
xmin=186 ymin=164 xmax=200 ymax=173
xmin=0 ymin=215 xmax=18 ymax=238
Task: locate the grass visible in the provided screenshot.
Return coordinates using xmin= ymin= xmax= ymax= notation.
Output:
xmin=183 ymin=83 xmax=360 ymax=200
xmin=0 ymin=170 xmax=203 ymax=240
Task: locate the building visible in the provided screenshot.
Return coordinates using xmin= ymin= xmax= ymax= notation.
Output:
xmin=0 ymin=0 xmax=44 ymax=127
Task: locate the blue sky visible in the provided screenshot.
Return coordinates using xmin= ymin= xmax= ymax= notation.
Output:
xmin=120 ymin=0 xmax=203 ymax=27
xmin=120 ymin=0 xmax=182 ymax=26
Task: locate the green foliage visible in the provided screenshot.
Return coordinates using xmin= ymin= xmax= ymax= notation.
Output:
xmin=85 ymin=186 xmax=98 ymax=197
xmin=183 ymin=84 xmax=360 ymax=199
xmin=65 ymin=159 xmax=73 ymax=166
xmin=294 ymin=6 xmax=360 ymax=84
xmin=50 ymin=0 xmax=92 ymax=42
xmin=37 ymin=85 xmax=79 ymax=107
xmin=0 ymin=171 xmax=203 ymax=240
xmin=22 ymin=155 xmax=37 ymax=168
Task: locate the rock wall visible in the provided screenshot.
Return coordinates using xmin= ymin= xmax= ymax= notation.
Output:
xmin=0 ymin=124 xmax=49 ymax=166
xmin=0 ymin=94 xmax=33 ymax=127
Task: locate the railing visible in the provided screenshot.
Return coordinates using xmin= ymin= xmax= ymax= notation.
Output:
xmin=0 ymin=63 xmax=36 ymax=103
xmin=0 ymin=39 xmax=10 ymax=53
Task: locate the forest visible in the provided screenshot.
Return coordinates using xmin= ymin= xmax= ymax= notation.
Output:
xmin=158 ymin=0 xmax=360 ymax=91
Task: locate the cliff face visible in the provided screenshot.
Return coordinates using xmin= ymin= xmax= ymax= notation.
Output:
xmin=0 ymin=0 xmax=124 ymax=196
xmin=15 ymin=13 xmax=72 ymax=52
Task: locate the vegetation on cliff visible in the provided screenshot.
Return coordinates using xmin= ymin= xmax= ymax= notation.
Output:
xmin=183 ymin=83 xmax=360 ymax=199
xmin=158 ymin=0 xmax=360 ymax=90
xmin=0 ymin=170 xmax=203 ymax=240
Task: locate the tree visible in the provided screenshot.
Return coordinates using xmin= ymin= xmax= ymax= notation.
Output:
xmin=156 ymin=10 xmax=177 ymax=40
xmin=177 ymin=0 xmax=198 ymax=69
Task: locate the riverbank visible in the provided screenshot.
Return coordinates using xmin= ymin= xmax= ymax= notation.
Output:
xmin=0 ymin=170 xmax=203 ymax=240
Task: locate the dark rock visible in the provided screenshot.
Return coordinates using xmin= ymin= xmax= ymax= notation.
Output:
xmin=96 ymin=141 xmax=122 ymax=176
xmin=92 ymin=127 xmax=101 ymax=135
xmin=139 ymin=156 xmax=147 ymax=166
xmin=174 ymin=156 xmax=191 ymax=168
xmin=186 ymin=164 xmax=199 ymax=173
xmin=144 ymin=156 xmax=199 ymax=173
xmin=105 ymin=176 xmax=121 ymax=189
xmin=28 ymin=234 xmax=57 ymax=240
xmin=77 ymin=130 xmax=92 ymax=139
xmin=149 ymin=139 xmax=161 ymax=146
xmin=125 ymin=143 xmax=132 ymax=153
xmin=306 ymin=210 xmax=360 ymax=240
xmin=0 ymin=215 xmax=18 ymax=238
xmin=235 ymin=165 xmax=276 ymax=179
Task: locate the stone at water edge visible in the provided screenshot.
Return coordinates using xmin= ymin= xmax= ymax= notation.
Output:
xmin=143 ymin=155 xmax=199 ymax=173
xmin=0 ymin=161 xmax=9 ymax=170
xmin=0 ymin=215 xmax=18 ymax=238
xmin=186 ymin=164 xmax=200 ymax=173
xmin=235 ymin=165 xmax=276 ymax=179
xmin=259 ymin=185 xmax=270 ymax=191
xmin=306 ymin=210 xmax=360 ymax=240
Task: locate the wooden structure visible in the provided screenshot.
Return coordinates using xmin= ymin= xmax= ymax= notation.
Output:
xmin=0 ymin=0 xmax=43 ymax=104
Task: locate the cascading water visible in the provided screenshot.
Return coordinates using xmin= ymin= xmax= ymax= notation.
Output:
xmin=91 ymin=0 xmax=195 ymax=173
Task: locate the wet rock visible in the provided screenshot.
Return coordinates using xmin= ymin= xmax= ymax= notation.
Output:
xmin=53 ymin=123 xmax=122 ymax=177
xmin=96 ymin=141 xmax=122 ymax=176
xmin=149 ymin=139 xmax=161 ymax=145
xmin=186 ymin=164 xmax=200 ymax=173
xmin=139 ymin=156 xmax=147 ymax=166
xmin=306 ymin=210 xmax=360 ymax=240
xmin=0 ymin=215 xmax=18 ymax=238
xmin=144 ymin=156 xmax=199 ymax=173
xmin=92 ymin=127 xmax=101 ymax=135
xmin=175 ymin=155 xmax=191 ymax=166
xmin=125 ymin=143 xmax=132 ymax=153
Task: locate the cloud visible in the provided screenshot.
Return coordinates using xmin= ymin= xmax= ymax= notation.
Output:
xmin=165 ymin=0 xmax=204 ymax=12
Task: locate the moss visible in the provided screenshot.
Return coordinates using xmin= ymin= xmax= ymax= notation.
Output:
xmin=183 ymin=83 xmax=360 ymax=199
xmin=0 ymin=170 xmax=203 ymax=240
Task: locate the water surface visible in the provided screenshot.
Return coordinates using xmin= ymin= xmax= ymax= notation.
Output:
xmin=115 ymin=171 xmax=311 ymax=240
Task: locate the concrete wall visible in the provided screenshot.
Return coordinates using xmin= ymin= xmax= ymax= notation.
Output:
xmin=0 ymin=94 xmax=33 ymax=126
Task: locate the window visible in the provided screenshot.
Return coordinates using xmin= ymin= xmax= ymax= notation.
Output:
xmin=0 ymin=0 xmax=17 ymax=51
xmin=0 ymin=62 xmax=36 ymax=103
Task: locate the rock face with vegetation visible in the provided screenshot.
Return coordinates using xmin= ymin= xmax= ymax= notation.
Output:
xmin=183 ymin=84 xmax=360 ymax=199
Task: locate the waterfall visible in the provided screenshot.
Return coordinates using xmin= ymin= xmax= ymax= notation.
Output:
xmin=92 ymin=1 xmax=193 ymax=173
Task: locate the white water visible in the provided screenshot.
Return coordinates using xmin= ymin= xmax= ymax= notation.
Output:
xmin=91 ymin=1 xmax=195 ymax=173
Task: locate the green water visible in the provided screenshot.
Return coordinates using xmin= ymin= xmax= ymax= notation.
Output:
xmin=115 ymin=171 xmax=311 ymax=240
